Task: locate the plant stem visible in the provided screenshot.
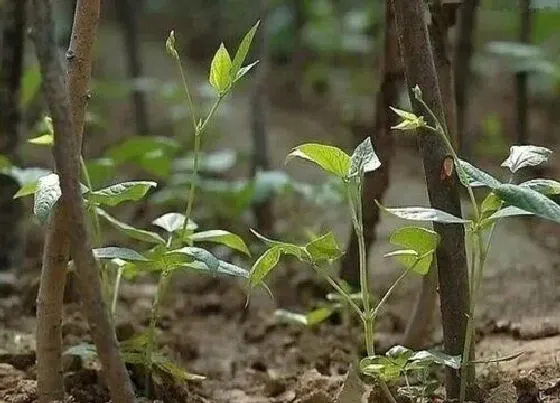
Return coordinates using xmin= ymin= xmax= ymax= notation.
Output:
xmin=175 ymin=58 xmax=198 ymax=133
xmin=80 ymin=156 xmax=101 ymax=245
xmin=313 ymin=264 xmax=363 ymax=317
xmin=373 ymin=269 xmax=409 ymax=318
xmin=111 ymin=265 xmax=123 ymax=317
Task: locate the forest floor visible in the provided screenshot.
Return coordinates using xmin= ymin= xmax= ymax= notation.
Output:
xmin=2 ymin=26 xmax=560 ymax=402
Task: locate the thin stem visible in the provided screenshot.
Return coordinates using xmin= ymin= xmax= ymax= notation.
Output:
xmin=373 ymin=269 xmax=409 ymax=318
xmin=175 ymin=58 xmax=198 ymax=133
xmin=313 ymin=264 xmax=363 ymax=317
xmin=80 ymin=156 xmax=101 ymax=245
xmin=111 ymin=265 xmax=123 ymax=317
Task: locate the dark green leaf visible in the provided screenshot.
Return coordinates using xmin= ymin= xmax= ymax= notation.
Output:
xmin=304 ymin=232 xmax=343 ymax=263
xmin=92 ymin=247 xmax=148 ymax=261
xmin=486 ymin=205 xmax=534 ymax=221
xmin=88 ymin=181 xmax=156 ymax=206
xmin=520 ymin=179 xmax=560 ymax=196
xmin=191 ymin=230 xmax=250 ymax=255
xmin=166 ymin=247 xmax=220 ymax=270
xmin=251 ymin=229 xmax=308 ymax=260
xmin=494 ymin=183 xmax=560 ymax=223
xmin=457 ymin=159 xmax=501 ymax=188
xmin=97 ymin=208 xmax=165 ymax=244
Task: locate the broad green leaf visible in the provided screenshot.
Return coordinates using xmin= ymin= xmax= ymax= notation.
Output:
xmin=408 ymin=350 xmax=461 ymax=370
xmin=97 ymin=208 xmax=165 ymax=244
xmin=349 ymin=137 xmax=381 ymax=176
xmin=388 ymin=227 xmax=439 ymax=275
xmin=501 ymin=145 xmax=553 ymax=173
xmin=92 ymin=247 xmax=148 ymax=261
xmin=231 ymin=21 xmax=260 ymax=78
xmin=165 ymin=30 xmax=179 ymax=60
xmin=381 ymin=205 xmax=471 ymax=224
xmin=286 ymin=143 xmax=351 ymax=178
xmin=191 ymin=230 xmax=250 ymax=256
xmin=166 ymin=247 xmax=220 ymax=270
xmin=304 ymin=232 xmax=343 ymax=263
xmin=85 ymin=157 xmax=115 ymax=187
xmin=494 ymin=183 xmax=560 ymax=223
xmin=250 ymin=229 xmax=307 ymax=260
xmin=152 ymin=212 xmax=197 ymax=234
xmin=153 ymin=353 xmax=205 ymax=381
xmin=486 ymin=205 xmax=534 ymax=222
xmin=360 ymin=345 xmax=413 ymax=381
xmin=21 ymin=63 xmax=42 ymax=107
xmin=176 ymin=258 xmax=248 ymax=278
xmin=481 ymin=191 xmax=502 ymax=217
xmin=520 ymin=179 xmax=560 ymax=196
xmin=27 ymin=134 xmax=53 ymax=146
xmin=88 ymin=181 xmax=156 ymax=206
xmin=249 ymin=246 xmax=281 ymax=287
xmin=209 ymin=43 xmax=233 ymax=94
xmin=33 ymin=173 xmax=61 ymax=222
xmin=457 ymin=159 xmax=501 ymax=188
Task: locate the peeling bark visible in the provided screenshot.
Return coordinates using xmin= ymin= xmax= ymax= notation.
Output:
xmin=391 ymin=0 xmax=471 ymax=398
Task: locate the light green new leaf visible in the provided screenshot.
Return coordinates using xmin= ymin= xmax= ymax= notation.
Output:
xmin=381 ymin=205 xmax=471 ymax=224
xmin=389 ymin=107 xmax=427 ymax=131
xmin=88 ymin=181 xmax=156 ymax=206
xmin=501 ymin=145 xmax=552 ymax=173
xmin=251 ymin=229 xmax=307 ymax=260
xmin=33 ymin=173 xmax=61 ymax=222
xmin=388 ymin=227 xmax=439 ymax=275
xmin=481 ymin=191 xmax=502 ymax=217
xmin=191 ymin=230 xmax=250 ymax=256
xmin=494 ymin=184 xmax=560 ymax=223
xmin=520 ymin=179 xmax=560 ymax=196
xmin=286 ymin=143 xmax=351 ymax=178
xmin=304 ymin=232 xmax=343 ymax=263
xmin=165 ymin=30 xmax=179 ymax=60
xmin=231 ymin=21 xmax=260 ymax=78
xmin=97 ymin=208 xmax=165 ymax=244
xmin=349 ymin=137 xmax=381 ymax=176
xmin=14 ymin=181 xmax=40 ymax=199
xmin=92 ymin=247 xmax=148 ymax=261
xmin=457 ymin=159 xmax=501 ymax=188
xmin=209 ymin=43 xmax=233 ymax=94
xmin=166 ymin=247 xmax=220 ymax=270
xmin=27 ymin=134 xmax=53 ymax=146
xmin=249 ymin=246 xmax=281 ymax=287
xmin=152 ymin=212 xmax=197 ymax=233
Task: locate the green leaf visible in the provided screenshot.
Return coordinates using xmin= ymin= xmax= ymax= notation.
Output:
xmin=486 ymin=205 xmax=534 ymax=222
xmin=166 ymin=247 xmax=220 ymax=271
xmin=249 ymin=246 xmax=281 ymax=287
xmin=191 ymin=230 xmax=250 ymax=255
xmin=209 ymin=43 xmax=233 ymax=94
xmin=501 ymin=145 xmax=553 ymax=173
xmin=360 ymin=345 xmax=413 ymax=381
xmin=389 ymin=107 xmax=427 ymax=131
xmin=274 ymin=307 xmax=334 ymax=327
xmin=286 ymin=143 xmax=351 ymax=178
xmin=234 ymin=61 xmax=259 ymax=82
xmin=165 ymin=30 xmax=179 ymax=60
xmin=381 ymin=205 xmax=471 ymax=224
xmin=408 ymin=350 xmax=461 ymax=370
xmin=494 ymin=183 xmax=560 ymax=223
xmin=85 ymin=158 xmax=116 ymax=187
xmin=152 ymin=212 xmax=197 ymax=234
xmin=97 ymin=208 xmax=165 ymax=244
xmin=520 ymin=179 xmax=560 ymax=196
xmin=0 ymin=155 xmax=11 ymax=170
xmin=304 ymin=232 xmax=343 ymax=263
xmin=153 ymin=353 xmax=205 ymax=381
xmin=457 ymin=159 xmax=501 ymax=188
xmin=388 ymin=226 xmax=439 ymax=275
xmin=33 ymin=173 xmax=61 ymax=222
xmin=349 ymin=137 xmax=381 ymax=176
xmin=481 ymin=191 xmax=502 ymax=217
xmin=231 ymin=21 xmax=260 ymax=78
xmin=92 ymin=247 xmax=148 ymax=261
xmin=27 ymin=134 xmax=53 ymax=146
xmin=21 ymin=63 xmax=42 ymax=107
xmin=14 ymin=181 xmax=40 ymax=199
xmin=250 ymin=229 xmax=307 ymax=260
xmin=88 ymin=181 xmax=157 ymax=206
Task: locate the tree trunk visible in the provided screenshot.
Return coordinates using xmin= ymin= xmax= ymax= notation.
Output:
xmin=340 ymin=0 xmax=400 ymax=288
xmin=391 ymin=0 xmax=471 ymax=399
xmin=0 ymin=0 xmax=26 ymax=273
xmin=516 ymin=0 xmax=531 ymax=145
xmin=115 ymin=0 xmax=150 ymax=135
xmin=453 ymin=0 xmax=479 ymax=158
xmin=32 ymin=1 xmax=136 ymax=402
xmin=251 ymin=0 xmax=275 ymax=236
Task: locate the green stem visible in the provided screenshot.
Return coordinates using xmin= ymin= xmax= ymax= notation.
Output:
xmin=175 ymin=58 xmax=198 ymax=134
xmin=111 ymin=266 xmax=123 ymax=317
xmin=313 ymin=264 xmax=363 ymax=318
xmin=373 ymin=269 xmax=409 ymax=319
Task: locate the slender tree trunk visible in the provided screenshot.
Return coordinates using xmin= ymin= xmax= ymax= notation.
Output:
xmin=404 ymin=0 xmax=460 ymax=351
xmin=340 ymin=0 xmax=400 ymax=287
xmin=0 ymin=0 xmax=26 ymax=273
xmin=516 ymin=0 xmax=531 ymax=145
xmin=32 ymin=1 xmax=136 ymax=402
xmin=251 ymin=0 xmax=274 ymax=236
xmin=115 ymin=0 xmax=150 ymax=135
xmin=391 ymin=0 xmax=471 ymax=399
xmin=453 ymin=0 xmax=479 ymax=158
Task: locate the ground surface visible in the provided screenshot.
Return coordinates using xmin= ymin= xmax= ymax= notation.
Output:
xmin=2 ymin=25 xmax=560 ymax=403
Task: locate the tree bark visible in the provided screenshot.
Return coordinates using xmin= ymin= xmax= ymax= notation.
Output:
xmin=0 ymin=0 xmax=26 ymax=273
xmin=516 ymin=0 xmax=531 ymax=145
xmin=340 ymin=0 xmax=400 ymax=287
xmin=391 ymin=0 xmax=471 ymax=399
xmin=251 ymin=0 xmax=275 ymax=236
xmin=115 ymin=0 xmax=150 ymax=135
xmin=453 ymin=0 xmax=479 ymax=158
xmin=32 ymin=1 xmax=136 ymax=402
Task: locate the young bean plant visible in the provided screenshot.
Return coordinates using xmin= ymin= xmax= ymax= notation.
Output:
xmin=8 ymin=23 xmax=261 ymax=396
xmin=387 ymin=85 xmax=560 ymax=402
xmin=248 ymin=138 xmax=462 ymax=402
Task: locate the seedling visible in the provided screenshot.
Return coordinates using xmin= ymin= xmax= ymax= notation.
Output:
xmin=388 ymin=85 xmax=560 ymax=402
xmin=248 ymin=137 xmax=461 ymax=402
